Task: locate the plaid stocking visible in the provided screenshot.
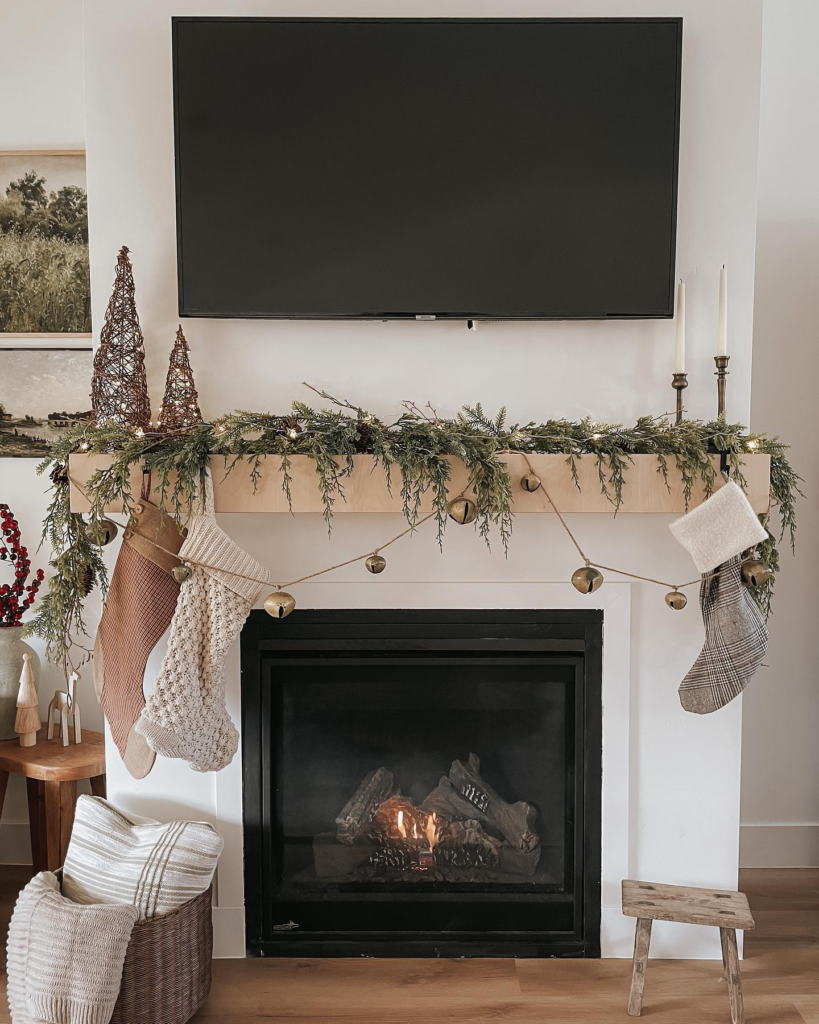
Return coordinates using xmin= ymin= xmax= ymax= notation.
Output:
xmin=136 ymin=473 xmax=270 ymax=772
xmin=679 ymin=555 xmax=768 ymax=714
xmin=94 ymin=499 xmax=184 ymax=779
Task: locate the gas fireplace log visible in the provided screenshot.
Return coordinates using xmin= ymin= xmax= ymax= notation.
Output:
xmin=447 ymin=818 xmax=503 ymax=856
xmin=335 ymin=767 xmax=394 ymax=844
xmin=422 ymin=775 xmax=485 ymax=823
xmin=448 ymin=753 xmax=539 ymax=852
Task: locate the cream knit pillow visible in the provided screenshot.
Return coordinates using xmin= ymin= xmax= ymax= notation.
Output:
xmin=62 ymin=795 xmax=223 ymax=921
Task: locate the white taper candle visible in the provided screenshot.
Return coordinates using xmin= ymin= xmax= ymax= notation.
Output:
xmin=717 ymin=265 xmax=728 ymax=357
xmin=674 ymin=279 xmax=685 ymax=373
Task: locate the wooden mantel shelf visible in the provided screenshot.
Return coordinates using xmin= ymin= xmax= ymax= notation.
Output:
xmin=68 ymin=453 xmax=771 ymax=516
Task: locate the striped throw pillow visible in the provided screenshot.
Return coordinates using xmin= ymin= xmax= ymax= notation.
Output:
xmin=63 ymin=795 xmax=223 ymax=921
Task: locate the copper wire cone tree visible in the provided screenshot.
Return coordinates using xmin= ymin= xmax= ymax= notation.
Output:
xmin=91 ymin=246 xmax=152 ymax=430
xmin=157 ymin=325 xmax=202 ymax=431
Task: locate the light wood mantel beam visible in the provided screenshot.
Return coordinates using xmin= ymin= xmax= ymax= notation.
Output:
xmin=68 ymin=453 xmax=771 ymax=516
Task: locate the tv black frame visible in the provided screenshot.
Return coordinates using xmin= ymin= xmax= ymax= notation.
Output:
xmin=173 ymin=16 xmax=683 ymax=322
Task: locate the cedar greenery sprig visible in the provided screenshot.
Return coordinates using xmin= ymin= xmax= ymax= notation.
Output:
xmin=26 ymin=398 xmax=801 ymax=667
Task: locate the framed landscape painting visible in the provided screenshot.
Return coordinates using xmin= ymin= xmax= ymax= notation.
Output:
xmin=0 ymin=150 xmax=91 ymax=339
xmin=0 ymin=347 xmax=93 ymax=457
xmin=0 ymin=151 xmax=93 ymax=455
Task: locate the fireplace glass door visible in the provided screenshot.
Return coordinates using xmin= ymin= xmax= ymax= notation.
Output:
xmin=242 ymin=610 xmax=601 ymax=957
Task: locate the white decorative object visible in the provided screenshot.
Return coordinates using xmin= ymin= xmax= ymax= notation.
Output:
xmin=14 ymin=651 xmax=39 ymax=747
xmin=669 ymin=480 xmax=768 ymax=573
xmin=46 ymin=672 xmax=82 ymax=746
xmin=62 ymin=795 xmax=223 ymax=921
xmin=0 ymin=626 xmax=40 ymax=741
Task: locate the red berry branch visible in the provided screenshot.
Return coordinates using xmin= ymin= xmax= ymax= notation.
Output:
xmin=0 ymin=504 xmax=44 ymax=627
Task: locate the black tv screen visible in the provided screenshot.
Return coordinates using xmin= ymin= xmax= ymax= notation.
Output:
xmin=173 ymin=17 xmax=682 ymax=320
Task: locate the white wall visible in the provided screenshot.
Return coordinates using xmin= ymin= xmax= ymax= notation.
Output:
xmin=80 ymin=0 xmax=763 ymax=959
xmin=0 ymin=0 xmax=104 ymax=864
xmin=1 ymin=1 xmax=766 ymax=959
xmin=740 ymin=0 xmax=819 ymax=867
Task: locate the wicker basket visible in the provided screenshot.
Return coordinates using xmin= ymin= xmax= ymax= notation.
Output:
xmin=109 ymin=885 xmax=213 ymax=1024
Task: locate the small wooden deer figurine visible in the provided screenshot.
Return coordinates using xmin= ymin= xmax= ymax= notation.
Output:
xmin=14 ymin=652 xmax=40 ymax=747
xmin=47 ymin=672 xmax=81 ymax=746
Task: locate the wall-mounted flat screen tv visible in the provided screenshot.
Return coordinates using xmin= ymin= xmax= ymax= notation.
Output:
xmin=173 ymin=17 xmax=682 ymax=321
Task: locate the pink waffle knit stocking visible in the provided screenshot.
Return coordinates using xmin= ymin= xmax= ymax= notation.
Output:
xmin=94 ymin=500 xmax=184 ymax=779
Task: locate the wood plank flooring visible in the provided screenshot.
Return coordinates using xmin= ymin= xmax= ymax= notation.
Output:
xmin=1 ymin=868 xmax=816 ymax=1022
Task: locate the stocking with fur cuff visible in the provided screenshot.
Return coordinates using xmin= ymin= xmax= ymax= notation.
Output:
xmin=669 ymin=479 xmax=767 ymax=574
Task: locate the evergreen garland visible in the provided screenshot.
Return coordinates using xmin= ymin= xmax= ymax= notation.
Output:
xmin=27 ymin=396 xmax=802 ymax=666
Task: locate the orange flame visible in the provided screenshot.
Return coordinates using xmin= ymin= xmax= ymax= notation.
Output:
xmin=396 ymin=810 xmax=407 ymax=839
xmin=425 ymin=812 xmax=440 ymax=850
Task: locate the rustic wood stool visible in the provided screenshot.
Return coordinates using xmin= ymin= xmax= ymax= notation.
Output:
xmin=0 ymin=726 xmax=105 ymax=872
xmin=622 ymin=879 xmax=755 ymax=1024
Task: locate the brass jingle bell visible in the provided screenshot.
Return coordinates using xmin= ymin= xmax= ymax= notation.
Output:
xmin=86 ymin=517 xmax=118 ymax=546
xmin=365 ymin=554 xmax=387 ymax=574
xmin=520 ymin=472 xmax=542 ymax=493
xmin=448 ymin=497 xmax=478 ymax=525
xmin=741 ymin=557 xmax=772 ymax=587
xmin=665 ymin=590 xmax=688 ymax=610
xmin=571 ymin=565 xmax=604 ymax=594
xmin=172 ymin=563 xmax=193 ymax=585
xmin=264 ymin=591 xmax=296 ymax=619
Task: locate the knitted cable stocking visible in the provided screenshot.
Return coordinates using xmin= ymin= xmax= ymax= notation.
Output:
xmin=135 ymin=475 xmax=270 ymax=772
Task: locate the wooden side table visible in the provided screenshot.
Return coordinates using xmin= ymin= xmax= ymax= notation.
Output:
xmin=0 ymin=726 xmax=105 ymax=872
xmin=622 ymin=879 xmax=755 ymax=1024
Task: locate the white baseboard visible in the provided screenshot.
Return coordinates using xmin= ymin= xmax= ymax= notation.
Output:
xmin=0 ymin=822 xmax=31 ymax=865
xmin=740 ymin=824 xmax=819 ymax=867
xmin=212 ymin=906 xmax=246 ymax=958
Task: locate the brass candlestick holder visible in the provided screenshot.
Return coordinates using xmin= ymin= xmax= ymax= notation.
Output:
xmin=671 ymin=372 xmax=688 ymax=425
xmin=714 ymin=355 xmax=730 ymax=416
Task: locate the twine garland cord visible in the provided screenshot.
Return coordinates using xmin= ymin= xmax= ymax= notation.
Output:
xmin=69 ymin=473 xmax=450 ymax=591
xmin=70 ymin=463 xmax=719 ymax=597
xmin=517 ymin=453 xmax=721 ymax=592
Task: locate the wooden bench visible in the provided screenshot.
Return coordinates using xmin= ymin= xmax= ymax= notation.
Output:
xmin=622 ymin=879 xmax=755 ymax=1024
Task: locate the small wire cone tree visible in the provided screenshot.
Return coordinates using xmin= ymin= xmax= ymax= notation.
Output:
xmin=91 ymin=246 xmax=152 ymax=430
xmin=157 ymin=325 xmax=202 ymax=431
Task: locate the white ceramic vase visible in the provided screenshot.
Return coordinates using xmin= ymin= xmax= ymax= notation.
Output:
xmin=0 ymin=626 xmax=40 ymax=741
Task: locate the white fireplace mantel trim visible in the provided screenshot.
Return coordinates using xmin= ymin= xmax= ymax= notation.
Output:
xmin=213 ymin=580 xmax=632 ymax=958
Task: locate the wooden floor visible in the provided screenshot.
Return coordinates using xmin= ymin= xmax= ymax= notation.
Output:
xmin=1 ymin=868 xmax=817 ymax=1023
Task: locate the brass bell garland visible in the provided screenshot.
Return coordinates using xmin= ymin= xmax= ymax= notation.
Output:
xmin=448 ymin=497 xmax=478 ymax=525
xmin=86 ymin=517 xmax=118 ymax=546
xmin=365 ymin=554 xmax=387 ymax=574
xmin=741 ymin=557 xmax=772 ymax=587
xmin=520 ymin=472 xmax=542 ymax=493
xmin=172 ymin=564 xmax=193 ymax=584
xmin=264 ymin=591 xmax=296 ymax=619
xmin=571 ymin=565 xmax=603 ymax=594
xmin=665 ymin=590 xmax=688 ymax=610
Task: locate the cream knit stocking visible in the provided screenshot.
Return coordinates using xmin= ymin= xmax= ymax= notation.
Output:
xmin=136 ymin=474 xmax=270 ymax=772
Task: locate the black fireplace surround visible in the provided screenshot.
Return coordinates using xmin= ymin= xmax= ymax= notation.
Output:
xmin=241 ymin=609 xmax=602 ymax=958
